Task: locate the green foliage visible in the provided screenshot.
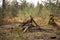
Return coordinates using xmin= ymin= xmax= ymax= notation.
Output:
xmin=0 ymin=0 xmax=60 ymax=25
xmin=45 ymin=0 xmax=60 ymax=16
xmin=0 ymin=0 xmax=60 ymax=40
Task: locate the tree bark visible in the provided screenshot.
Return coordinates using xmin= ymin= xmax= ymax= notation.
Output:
xmin=2 ymin=0 xmax=6 ymax=18
xmin=0 ymin=0 xmax=6 ymax=26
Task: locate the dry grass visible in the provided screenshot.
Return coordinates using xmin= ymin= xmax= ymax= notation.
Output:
xmin=0 ymin=16 xmax=60 ymax=40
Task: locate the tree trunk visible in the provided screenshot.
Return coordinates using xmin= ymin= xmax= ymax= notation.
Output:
xmin=0 ymin=0 xmax=6 ymax=26
xmin=2 ymin=0 xmax=6 ymax=18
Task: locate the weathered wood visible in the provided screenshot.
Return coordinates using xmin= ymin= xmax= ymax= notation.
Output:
xmin=23 ymin=26 xmax=30 ymax=32
xmin=30 ymin=16 xmax=39 ymax=26
xmin=19 ymin=16 xmax=42 ymax=32
xmin=19 ymin=16 xmax=54 ymax=32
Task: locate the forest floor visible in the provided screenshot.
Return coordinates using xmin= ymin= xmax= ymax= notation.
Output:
xmin=0 ymin=23 xmax=60 ymax=40
xmin=0 ymin=17 xmax=60 ymax=40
